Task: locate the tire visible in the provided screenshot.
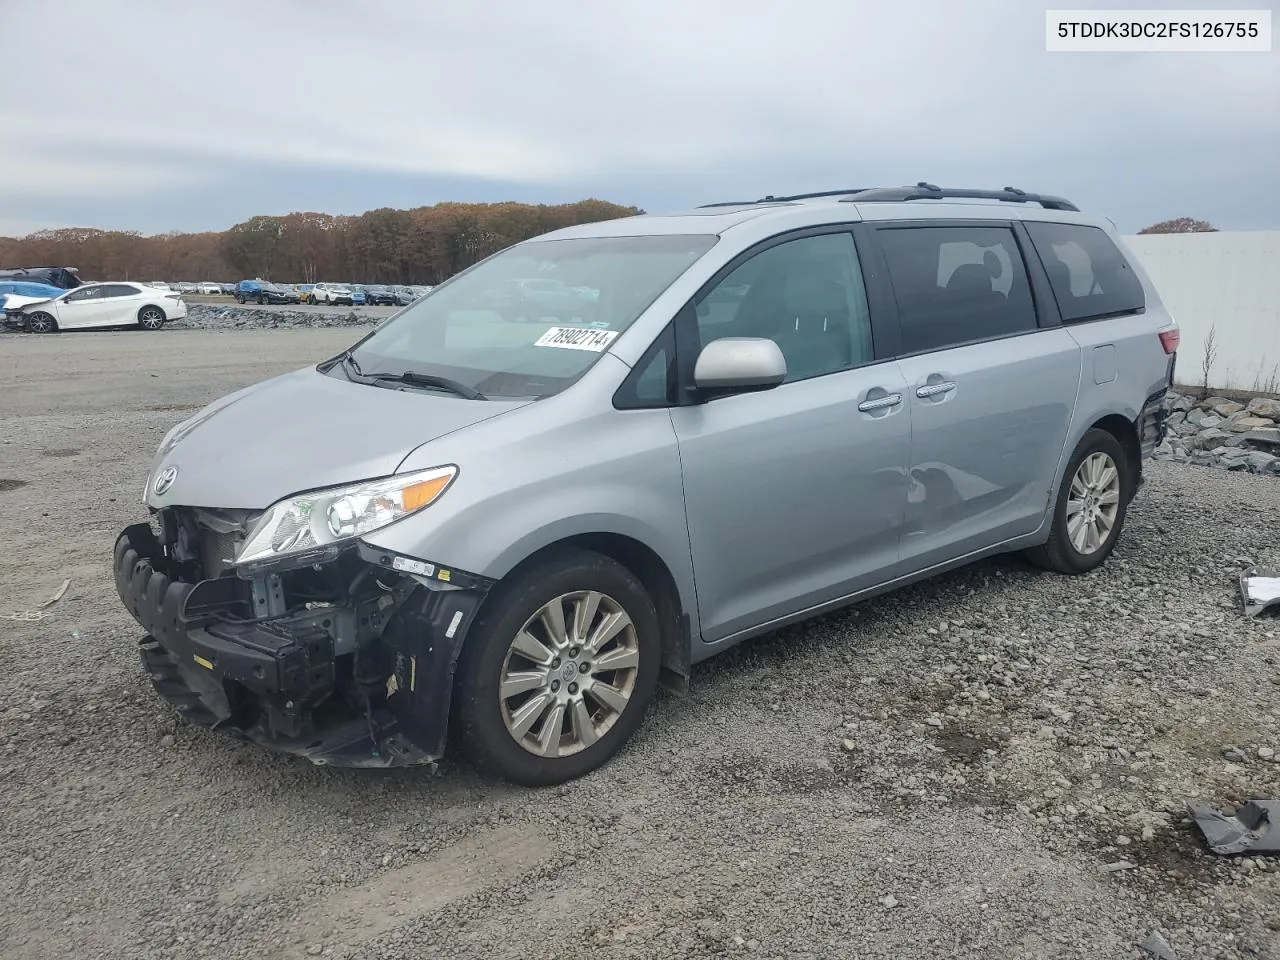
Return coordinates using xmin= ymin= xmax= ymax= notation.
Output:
xmin=1024 ymin=428 xmax=1132 ymax=575
xmin=26 ymin=311 xmax=56 ymax=333
xmin=137 ymin=306 xmax=166 ymax=331
xmin=235 ymin=295 xmax=245 ymax=304
xmin=453 ymin=548 xmax=661 ymax=785
xmin=256 ymin=295 xmax=265 ymax=305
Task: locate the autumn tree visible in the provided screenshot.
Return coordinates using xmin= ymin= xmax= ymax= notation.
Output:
xmin=2 ymin=199 xmax=640 ymax=284
xmin=1138 ymin=217 xmax=1218 ymax=234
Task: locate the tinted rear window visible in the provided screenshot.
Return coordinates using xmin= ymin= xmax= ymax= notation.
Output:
xmin=876 ymin=225 xmax=1038 ymax=354
xmin=1024 ymin=222 xmax=1145 ymax=322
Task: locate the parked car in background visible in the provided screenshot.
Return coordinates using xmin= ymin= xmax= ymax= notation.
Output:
xmin=0 ymin=266 xmax=82 ymax=289
xmin=392 ymin=285 xmax=418 ymax=306
xmin=176 ymin=282 xmax=196 ymax=293
xmin=235 ymin=280 xmax=300 ymax=304
xmin=15 ymin=282 xmax=186 ymax=332
xmin=309 ymin=282 xmax=338 ymax=305
xmin=1 ymin=280 xmax=68 ymax=311
xmin=148 ymin=281 xmax=173 ymax=291
xmin=196 ymin=282 xmax=221 ymax=295
xmin=331 ymin=284 xmax=363 ymax=306
xmin=363 ymin=284 xmax=397 ymax=305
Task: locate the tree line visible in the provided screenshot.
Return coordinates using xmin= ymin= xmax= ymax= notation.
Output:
xmin=0 ymin=205 xmax=1220 ymax=285
xmin=0 ymin=199 xmax=644 ymax=284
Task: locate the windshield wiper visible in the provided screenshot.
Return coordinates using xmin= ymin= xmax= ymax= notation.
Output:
xmin=339 ymin=351 xmax=363 ymax=377
xmin=363 ymin=369 xmax=488 ymax=401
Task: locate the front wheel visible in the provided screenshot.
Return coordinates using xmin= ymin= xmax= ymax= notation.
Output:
xmin=1025 ymin=428 xmax=1132 ymax=575
xmin=137 ymin=306 xmax=166 ymax=330
xmin=453 ymin=548 xmax=660 ymax=785
xmin=26 ymin=311 xmax=56 ymax=333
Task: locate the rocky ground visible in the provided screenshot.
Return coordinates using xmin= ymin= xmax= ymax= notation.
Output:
xmin=170 ymin=302 xmax=389 ymax=330
xmin=1158 ymin=392 xmax=1280 ymax=476
xmin=1 ymin=327 xmax=1278 ymax=960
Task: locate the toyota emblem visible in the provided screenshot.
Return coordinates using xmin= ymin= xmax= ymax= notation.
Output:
xmin=153 ymin=466 xmax=178 ymax=495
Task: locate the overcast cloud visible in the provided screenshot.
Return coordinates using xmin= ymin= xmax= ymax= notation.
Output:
xmin=1 ymin=0 xmax=1276 ymax=235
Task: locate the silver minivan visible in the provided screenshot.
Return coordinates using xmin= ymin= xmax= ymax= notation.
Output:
xmin=114 ymin=184 xmax=1178 ymax=784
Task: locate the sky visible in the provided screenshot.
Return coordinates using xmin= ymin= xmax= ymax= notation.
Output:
xmin=1 ymin=0 xmax=1277 ymax=237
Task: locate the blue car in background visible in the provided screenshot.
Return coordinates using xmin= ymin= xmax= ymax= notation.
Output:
xmin=1 ymin=281 xmax=66 ymax=327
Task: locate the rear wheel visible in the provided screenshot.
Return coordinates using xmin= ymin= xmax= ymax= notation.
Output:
xmin=453 ymin=548 xmax=660 ymax=785
xmin=235 ymin=294 xmax=245 ymax=304
xmin=137 ymin=306 xmax=166 ymax=330
xmin=1025 ymin=428 xmax=1131 ymax=574
xmin=26 ymin=311 xmax=56 ymax=333
xmin=256 ymin=295 xmax=265 ymax=305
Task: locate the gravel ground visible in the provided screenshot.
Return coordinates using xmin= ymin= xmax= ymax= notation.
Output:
xmin=2 ymin=327 xmax=1279 ymax=960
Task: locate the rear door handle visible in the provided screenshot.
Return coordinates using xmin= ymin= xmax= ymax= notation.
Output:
xmin=857 ymin=392 xmax=903 ymax=412
xmin=916 ymin=381 xmax=956 ymax=399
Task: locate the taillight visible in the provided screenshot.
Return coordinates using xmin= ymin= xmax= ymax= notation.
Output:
xmin=1158 ymin=328 xmax=1180 ymax=354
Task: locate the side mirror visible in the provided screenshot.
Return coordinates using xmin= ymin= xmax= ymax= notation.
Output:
xmin=693 ymin=337 xmax=786 ymax=394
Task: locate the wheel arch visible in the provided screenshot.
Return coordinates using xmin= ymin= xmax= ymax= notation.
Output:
xmin=477 ymin=532 xmax=691 ymax=694
xmin=1090 ymin=412 xmax=1141 ymax=499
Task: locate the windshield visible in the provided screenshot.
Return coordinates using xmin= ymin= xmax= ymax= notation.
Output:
xmin=345 ymin=234 xmax=716 ymax=400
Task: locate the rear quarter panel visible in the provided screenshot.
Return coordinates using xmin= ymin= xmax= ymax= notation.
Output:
xmin=1051 ymin=270 xmax=1173 ymax=507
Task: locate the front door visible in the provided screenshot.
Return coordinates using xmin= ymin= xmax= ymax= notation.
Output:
xmin=670 ymin=230 xmax=911 ymax=644
xmin=872 ymin=223 xmax=1081 ymax=572
xmin=54 ymin=285 xmax=107 ymax=328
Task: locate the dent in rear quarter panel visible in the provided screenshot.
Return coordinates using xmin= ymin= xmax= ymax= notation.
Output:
xmin=362 ymin=356 xmax=699 ymax=632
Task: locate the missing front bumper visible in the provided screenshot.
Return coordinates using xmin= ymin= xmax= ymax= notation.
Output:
xmin=114 ymin=521 xmax=490 ymax=768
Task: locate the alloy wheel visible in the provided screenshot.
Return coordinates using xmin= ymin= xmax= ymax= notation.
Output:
xmin=1066 ymin=451 xmax=1121 ymax=555
xmin=498 ymin=590 xmax=641 ymax=758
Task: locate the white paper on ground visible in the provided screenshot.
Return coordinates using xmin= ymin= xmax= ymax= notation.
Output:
xmin=1246 ymin=576 xmax=1280 ymax=603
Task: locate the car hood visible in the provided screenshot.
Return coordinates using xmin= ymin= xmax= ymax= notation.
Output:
xmin=146 ymin=366 xmax=531 ymax=510
xmin=5 ymin=294 xmax=56 ymax=310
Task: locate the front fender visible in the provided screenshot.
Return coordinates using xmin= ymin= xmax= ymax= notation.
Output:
xmin=364 ymin=484 xmax=699 ymax=627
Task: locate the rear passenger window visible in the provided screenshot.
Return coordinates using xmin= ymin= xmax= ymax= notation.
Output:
xmin=1024 ymin=222 xmax=1145 ymax=322
xmin=877 ymin=226 xmax=1037 ymax=354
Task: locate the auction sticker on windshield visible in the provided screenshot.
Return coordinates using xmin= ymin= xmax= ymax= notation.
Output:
xmin=533 ymin=326 xmax=619 ymax=351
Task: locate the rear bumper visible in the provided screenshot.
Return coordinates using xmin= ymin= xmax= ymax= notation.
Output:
xmin=113 ymin=522 xmax=488 ymax=768
xmin=1139 ymin=387 xmax=1169 ymax=459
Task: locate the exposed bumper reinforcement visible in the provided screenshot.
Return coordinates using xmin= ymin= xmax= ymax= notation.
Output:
xmin=114 ymin=522 xmax=489 ymax=768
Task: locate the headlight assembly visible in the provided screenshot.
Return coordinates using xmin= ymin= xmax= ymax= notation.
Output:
xmin=235 ymin=466 xmax=457 ymax=567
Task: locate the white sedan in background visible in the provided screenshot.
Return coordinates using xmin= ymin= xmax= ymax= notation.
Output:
xmin=19 ymin=282 xmax=187 ymax=333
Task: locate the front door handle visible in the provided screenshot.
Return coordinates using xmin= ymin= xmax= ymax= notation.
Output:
xmin=916 ymin=381 xmax=956 ymax=399
xmin=857 ymin=392 xmax=903 ymax=413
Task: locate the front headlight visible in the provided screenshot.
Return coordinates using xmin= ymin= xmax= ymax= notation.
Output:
xmin=235 ymin=465 xmax=457 ymax=567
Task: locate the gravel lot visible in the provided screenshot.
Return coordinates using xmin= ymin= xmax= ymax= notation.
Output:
xmin=2 ymin=325 xmax=1279 ymax=960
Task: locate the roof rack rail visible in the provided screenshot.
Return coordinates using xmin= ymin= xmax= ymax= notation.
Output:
xmin=698 ymin=189 xmax=869 ymax=209
xmin=840 ymin=182 xmax=1079 ymax=212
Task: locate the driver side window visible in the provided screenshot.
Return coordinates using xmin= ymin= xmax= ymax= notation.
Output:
xmin=693 ymin=232 xmax=873 ymax=383
xmin=65 ymin=287 xmax=103 ymax=302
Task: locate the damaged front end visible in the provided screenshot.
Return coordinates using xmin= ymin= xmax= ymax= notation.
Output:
xmin=113 ymin=507 xmax=492 ymax=768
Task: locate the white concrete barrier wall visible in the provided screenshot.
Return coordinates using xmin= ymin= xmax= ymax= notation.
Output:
xmin=1120 ymin=231 xmax=1280 ymax=393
